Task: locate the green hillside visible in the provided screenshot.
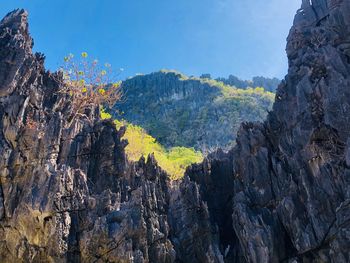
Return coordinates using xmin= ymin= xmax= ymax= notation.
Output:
xmin=101 ymin=109 xmax=203 ymax=179
xmin=114 ymin=70 xmax=275 ymax=152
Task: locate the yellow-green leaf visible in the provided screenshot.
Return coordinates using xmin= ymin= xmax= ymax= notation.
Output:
xmin=112 ymin=82 xmax=120 ymax=88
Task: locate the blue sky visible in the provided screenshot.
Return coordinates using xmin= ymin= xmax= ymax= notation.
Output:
xmin=1 ymin=0 xmax=300 ymax=80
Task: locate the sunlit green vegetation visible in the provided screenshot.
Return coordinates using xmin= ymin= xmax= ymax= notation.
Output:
xmin=114 ymin=70 xmax=275 ymax=152
xmin=157 ymin=71 xmax=275 ymax=106
xmin=100 ymin=108 xmax=113 ymax=119
xmin=101 ymin=109 xmax=203 ymax=179
xmin=194 ymin=76 xmax=275 ymax=101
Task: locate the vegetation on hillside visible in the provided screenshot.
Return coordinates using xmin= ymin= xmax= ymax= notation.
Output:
xmin=101 ymin=109 xmax=203 ymax=179
xmin=215 ymin=74 xmax=280 ymax=92
xmin=115 ymin=71 xmax=275 ymax=152
xmin=197 ymin=77 xmax=275 ymax=101
xmin=100 ymin=71 xmax=275 ymax=177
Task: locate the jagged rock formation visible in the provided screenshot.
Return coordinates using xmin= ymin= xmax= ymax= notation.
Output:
xmin=0 ymin=9 xmax=221 ymax=263
xmin=1 ymin=0 xmax=350 ymax=262
xmin=187 ymin=0 xmax=350 ymax=262
xmin=117 ymin=71 xmax=274 ymax=152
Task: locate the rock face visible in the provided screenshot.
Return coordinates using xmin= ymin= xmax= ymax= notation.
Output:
xmin=187 ymin=0 xmax=350 ymax=262
xmin=117 ymin=71 xmax=274 ymax=152
xmin=0 ymin=9 xmax=222 ymax=263
xmin=1 ymin=0 xmax=350 ymax=262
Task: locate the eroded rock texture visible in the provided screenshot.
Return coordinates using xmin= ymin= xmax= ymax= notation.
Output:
xmin=1 ymin=0 xmax=350 ymax=262
xmin=187 ymin=0 xmax=350 ymax=262
xmin=0 ymin=9 xmax=220 ymax=263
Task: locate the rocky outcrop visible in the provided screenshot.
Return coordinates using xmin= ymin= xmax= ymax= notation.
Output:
xmin=117 ymin=71 xmax=274 ymax=152
xmin=187 ymin=0 xmax=350 ymax=262
xmin=1 ymin=0 xmax=350 ymax=262
xmin=0 ymin=9 xmax=223 ymax=263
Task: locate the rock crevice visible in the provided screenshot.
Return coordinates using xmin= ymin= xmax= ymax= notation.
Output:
xmin=1 ymin=1 xmax=350 ymax=262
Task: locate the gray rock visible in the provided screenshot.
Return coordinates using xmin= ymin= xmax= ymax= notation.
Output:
xmin=0 ymin=9 xmax=176 ymax=263
xmin=1 ymin=0 xmax=350 ymax=262
xmin=187 ymin=0 xmax=350 ymax=262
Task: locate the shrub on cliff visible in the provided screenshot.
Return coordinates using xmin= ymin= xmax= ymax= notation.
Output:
xmin=59 ymin=52 xmax=122 ymax=124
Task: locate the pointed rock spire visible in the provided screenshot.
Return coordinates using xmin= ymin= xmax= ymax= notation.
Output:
xmin=0 ymin=9 xmax=36 ymax=96
xmin=0 ymin=9 xmax=31 ymax=44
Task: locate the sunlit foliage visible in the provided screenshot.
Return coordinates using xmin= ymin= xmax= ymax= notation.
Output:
xmin=59 ymin=52 xmax=122 ymax=125
xmin=100 ymin=110 xmax=203 ymax=179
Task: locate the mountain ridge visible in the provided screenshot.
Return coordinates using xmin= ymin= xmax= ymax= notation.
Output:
xmin=116 ymin=70 xmax=275 ymax=152
xmin=0 ymin=1 xmax=350 ymax=262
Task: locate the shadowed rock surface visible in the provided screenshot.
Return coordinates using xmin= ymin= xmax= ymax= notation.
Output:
xmin=187 ymin=0 xmax=350 ymax=262
xmin=0 ymin=9 xmax=221 ymax=263
xmin=1 ymin=0 xmax=350 ymax=262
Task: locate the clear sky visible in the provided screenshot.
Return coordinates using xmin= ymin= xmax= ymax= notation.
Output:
xmin=1 ymin=0 xmax=300 ymax=80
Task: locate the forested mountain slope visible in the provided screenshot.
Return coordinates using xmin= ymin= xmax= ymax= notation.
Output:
xmin=215 ymin=74 xmax=280 ymax=92
xmin=116 ymin=71 xmax=275 ymax=151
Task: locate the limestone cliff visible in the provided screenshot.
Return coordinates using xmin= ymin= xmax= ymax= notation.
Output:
xmin=1 ymin=0 xmax=350 ymax=262
xmin=0 ymin=9 xmax=221 ymax=263
xmin=117 ymin=72 xmax=274 ymax=152
xmin=187 ymin=0 xmax=350 ymax=262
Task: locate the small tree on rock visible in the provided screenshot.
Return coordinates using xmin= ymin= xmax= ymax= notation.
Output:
xmin=59 ymin=52 xmax=123 ymax=125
